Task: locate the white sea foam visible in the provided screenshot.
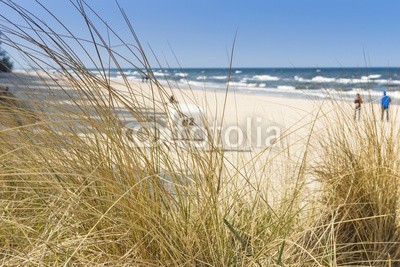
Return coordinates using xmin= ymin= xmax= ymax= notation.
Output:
xmin=229 ymin=82 xmax=249 ymax=88
xmin=187 ymin=80 xmax=206 ymax=87
xmin=122 ymin=70 xmax=140 ymax=77
xmin=175 ymin=72 xmax=188 ymax=78
xmin=294 ymin=76 xmax=306 ymax=82
xmin=376 ymin=79 xmax=400 ymax=85
xmin=311 ymin=76 xmax=336 ymax=83
xmin=346 ymin=77 xmax=400 ymax=85
xmin=362 ymin=74 xmax=381 ymax=80
xmin=242 ymin=86 xmax=302 ymax=95
xmin=153 ymin=71 xmax=169 ymax=77
xmin=301 ymin=87 xmax=400 ymax=102
xmin=228 ymin=82 xmax=267 ymax=88
xmin=184 ymin=80 xmax=226 ymax=90
xmin=175 ymin=79 xmax=222 ymax=89
xmin=210 ymin=76 xmax=228 ymax=80
xmin=295 ymin=75 xmax=400 ymax=86
xmin=251 ymin=75 xmax=280 ymax=81
xmin=235 ymin=70 xmax=242 ymax=74
xmin=196 ymin=76 xmax=207 ymax=80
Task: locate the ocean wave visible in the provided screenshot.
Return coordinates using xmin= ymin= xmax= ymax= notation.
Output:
xmin=176 ymin=79 xmax=224 ymax=89
xmin=362 ymin=74 xmax=381 ymax=79
xmin=175 ymin=72 xmax=188 ymax=78
xmin=196 ymin=76 xmax=207 ymax=80
xmin=187 ymin=80 xmax=206 ymax=87
xmin=229 ymin=82 xmax=267 ymax=88
xmin=333 ymin=88 xmax=400 ymax=99
xmin=311 ymin=76 xmax=336 ymax=83
xmin=235 ymin=70 xmax=242 ymax=74
xmin=247 ymin=83 xmax=259 ymax=87
xmin=210 ymin=75 xmax=228 ymax=80
xmin=152 ymin=71 xmax=169 ymax=77
xmin=295 ymin=75 xmax=400 ymax=85
xmin=115 ymin=70 xmax=140 ymax=77
xmin=294 ymin=75 xmax=305 ymax=82
xmin=124 ymin=70 xmax=140 ymax=76
xmin=251 ymin=75 xmax=280 ymax=81
xmin=241 ymin=86 xmax=303 ymax=95
xmin=229 ymin=82 xmax=249 ymax=88
xmin=376 ymin=79 xmax=400 ymax=85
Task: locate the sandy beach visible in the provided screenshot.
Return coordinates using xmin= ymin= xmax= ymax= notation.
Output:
xmin=2 ymin=70 xmax=398 ymax=189
xmin=3 ymin=70 xmax=398 ymax=151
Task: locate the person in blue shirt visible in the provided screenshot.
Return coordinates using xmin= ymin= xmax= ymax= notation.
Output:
xmin=381 ymin=90 xmax=391 ymax=121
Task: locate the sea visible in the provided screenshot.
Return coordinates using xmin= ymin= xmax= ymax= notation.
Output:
xmin=93 ymin=67 xmax=400 ymax=101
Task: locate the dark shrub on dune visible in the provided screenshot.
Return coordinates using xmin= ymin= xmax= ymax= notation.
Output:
xmin=0 ymin=35 xmax=13 ymax=72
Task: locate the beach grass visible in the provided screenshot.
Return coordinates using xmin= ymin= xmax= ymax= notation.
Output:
xmin=0 ymin=1 xmax=400 ymax=266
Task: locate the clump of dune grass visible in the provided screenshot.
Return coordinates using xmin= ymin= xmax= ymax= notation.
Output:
xmin=291 ymin=103 xmax=400 ymax=266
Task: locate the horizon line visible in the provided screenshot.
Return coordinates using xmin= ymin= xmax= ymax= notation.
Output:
xmin=15 ymin=66 xmax=400 ymax=70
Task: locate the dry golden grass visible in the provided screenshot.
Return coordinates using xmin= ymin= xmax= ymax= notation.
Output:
xmin=0 ymin=1 xmax=400 ymax=266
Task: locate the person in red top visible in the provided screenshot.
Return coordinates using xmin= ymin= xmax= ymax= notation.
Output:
xmin=354 ymin=93 xmax=363 ymax=120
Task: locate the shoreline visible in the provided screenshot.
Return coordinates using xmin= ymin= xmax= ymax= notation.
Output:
xmin=8 ymin=67 xmax=400 ymax=101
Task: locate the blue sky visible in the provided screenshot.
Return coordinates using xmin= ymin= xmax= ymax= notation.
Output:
xmin=3 ymin=0 xmax=400 ymax=68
